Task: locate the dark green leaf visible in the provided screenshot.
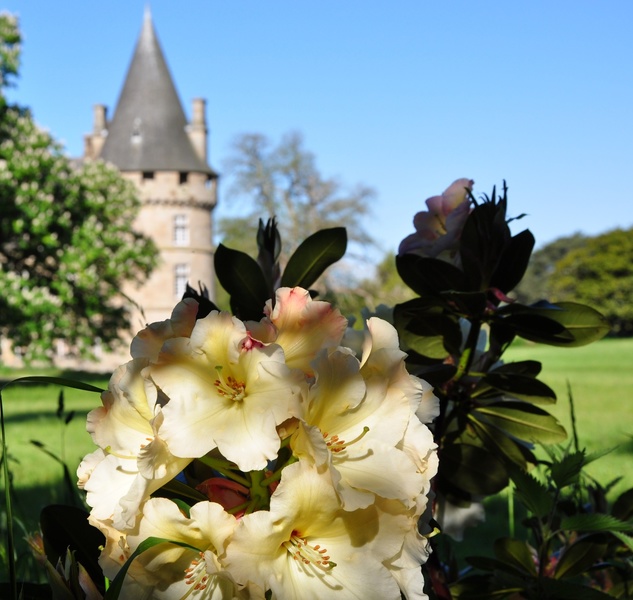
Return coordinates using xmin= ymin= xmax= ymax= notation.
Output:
xmin=214 ymin=243 xmax=269 ymax=320
xmin=40 ymin=505 xmax=105 ymax=594
xmin=507 ymin=465 xmax=553 ymax=518
xmin=394 ymin=297 xmax=462 ymax=358
xmin=612 ymin=488 xmax=633 ymax=521
xmin=438 ymin=443 xmax=508 ymax=496
xmin=1 ymin=376 xmax=105 ymax=394
xmin=493 ymin=537 xmax=537 ymax=576
xmin=280 ymin=227 xmax=347 ymax=289
xmin=465 ymin=555 xmax=525 ymax=576
xmin=475 ymin=372 xmax=556 ymax=404
xmin=490 ymin=229 xmax=535 ymax=293
xmin=396 ymin=254 xmax=469 ymax=296
xmin=474 ymin=402 xmax=567 ymax=445
xmin=104 ymin=536 xmax=202 ymax=600
xmin=489 ymin=360 xmax=543 ymax=378
xmin=611 ymin=530 xmax=633 ymax=553
xmin=467 ymin=418 xmax=531 ymax=468
xmin=554 ymin=539 xmax=608 ymax=579
xmin=537 ymin=576 xmax=614 ymax=599
xmin=440 ymin=290 xmax=488 ymax=316
xmin=560 ymin=513 xmax=633 ymax=533
xmin=550 ymin=451 xmax=586 ymax=488
xmin=498 ymin=302 xmax=610 ymax=347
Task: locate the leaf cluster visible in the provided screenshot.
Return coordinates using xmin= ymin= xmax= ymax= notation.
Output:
xmin=395 ymin=183 xmax=609 ymax=503
xmin=214 ymin=218 xmax=347 ymax=321
xmin=452 ymin=446 xmax=633 ymax=599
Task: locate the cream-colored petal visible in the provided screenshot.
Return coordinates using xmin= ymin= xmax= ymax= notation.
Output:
xmin=265 ymin=287 xmax=347 ymax=374
xmin=130 ymin=297 xmax=199 ymax=361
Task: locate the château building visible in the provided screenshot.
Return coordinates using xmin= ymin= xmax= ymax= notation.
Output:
xmin=83 ymin=8 xmax=218 ymax=338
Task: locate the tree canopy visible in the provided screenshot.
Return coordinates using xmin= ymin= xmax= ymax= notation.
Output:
xmin=219 ymin=131 xmax=377 ymax=264
xmin=513 ymin=233 xmax=587 ymax=305
xmin=0 ymin=14 xmax=157 ymax=361
xmin=548 ymin=228 xmax=633 ymax=335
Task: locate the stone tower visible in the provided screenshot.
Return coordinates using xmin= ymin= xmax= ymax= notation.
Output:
xmin=83 ymin=8 xmax=217 ymax=331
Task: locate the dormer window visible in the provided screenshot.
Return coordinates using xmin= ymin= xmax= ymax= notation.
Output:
xmin=174 ymin=214 xmax=189 ymax=246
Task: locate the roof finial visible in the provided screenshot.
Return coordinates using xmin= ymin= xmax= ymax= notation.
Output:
xmin=144 ymin=4 xmax=152 ymax=24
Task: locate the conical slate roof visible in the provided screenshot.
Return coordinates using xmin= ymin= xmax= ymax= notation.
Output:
xmin=99 ymin=9 xmax=213 ymax=175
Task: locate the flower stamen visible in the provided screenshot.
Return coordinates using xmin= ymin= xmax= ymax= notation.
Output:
xmin=214 ymin=367 xmax=246 ymax=402
xmin=183 ymin=552 xmax=209 ymax=597
xmin=324 ymin=426 xmax=370 ymax=453
xmin=282 ymin=531 xmax=336 ymax=570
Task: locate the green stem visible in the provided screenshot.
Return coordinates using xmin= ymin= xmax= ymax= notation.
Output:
xmin=261 ymin=455 xmax=298 ymax=487
xmin=249 ymin=470 xmax=270 ymax=511
xmin=196 ymin=455 xmax=250 ymax=488
xmin=454 ymin=319 xmax=482 ymax=381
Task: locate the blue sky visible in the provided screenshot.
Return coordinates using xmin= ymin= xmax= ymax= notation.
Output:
xmin=4 ymin=1 xmax=633 ymax=256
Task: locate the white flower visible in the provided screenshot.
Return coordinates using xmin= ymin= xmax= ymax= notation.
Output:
xmin=147 ymin=310 xmax=306 ymax=472
xmin=78 ymin=359 xmax=190 ymax=530
xmin=224 ymin=461 xmax=408 ymax=600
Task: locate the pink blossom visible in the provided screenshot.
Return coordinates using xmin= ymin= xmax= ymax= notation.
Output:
xmin=399 ymin=178 xmax=474 ymax=261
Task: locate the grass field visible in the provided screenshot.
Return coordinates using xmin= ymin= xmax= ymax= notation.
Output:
xmin=1 ymin=338 xmax=632 ymax=579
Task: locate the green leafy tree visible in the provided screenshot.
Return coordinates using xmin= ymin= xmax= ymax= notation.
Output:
xmin=513 ymin=233 xmax=587 ymax=304
xmin=220 ymin=131 xmax=376 ymax=263
xmin=548 ymin=228 xmax=633 ymax=335
xmin=0 ymin=14 xmax=157 ymax=361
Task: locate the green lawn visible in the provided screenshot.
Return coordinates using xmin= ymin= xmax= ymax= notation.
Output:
xmin=504 ymin=337 xmax=633 ymax=496
xmin=450 ymin=337 xmax=633 ymax=567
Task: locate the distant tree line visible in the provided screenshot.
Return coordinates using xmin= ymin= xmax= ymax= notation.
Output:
xmin=513 ymin=228 xmax=633 ymax=336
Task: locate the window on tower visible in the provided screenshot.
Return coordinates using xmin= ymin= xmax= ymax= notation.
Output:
xmin=174 ymin=214 xmax=189 ymax=246
xmin=174 ymin=263 xmax=190 ymax=299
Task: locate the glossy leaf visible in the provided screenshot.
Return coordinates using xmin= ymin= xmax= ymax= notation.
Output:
xmin=474 ymin=372 xmax=556 ymax=404
xmin=394 ymin=298 xmax=462 ymax=358
xmin=396 ymin=253 xmax=469 ymax=296
xmin=493 ymin=537 xmax=537 ymax=576
xmin=490 ymin=228 xmax=535 ymax=294
xmin=280 ymin=227 xmax=346 ymax=289
xmin=554 ymin=538 xmax=608 ymax=579
xmin=474 ymin=402 xmax=567 ymax=445
xmin=468 ymin=418 xmax=531 ymax=468
xmin=489 ymin=360 xmax=542 ymax=378
xmin=214 ymin=243 xmax=269 ymax=320
xmin=440 ymin=290 xmax=488 ymax=316
xmin=439 ymin=443 xmax=508 ymax=496
xmin=498 ymin=301 xmax=610 ymax=347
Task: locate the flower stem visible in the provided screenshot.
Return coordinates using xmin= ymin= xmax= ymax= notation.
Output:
xmin=197 ymin=455 xmax=250 ymax=488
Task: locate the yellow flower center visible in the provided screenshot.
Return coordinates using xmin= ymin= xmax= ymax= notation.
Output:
xmin=282 ymin=531 xmax=335 ymax=571
xmin=214 ymin=367 xmax=246 ymax=402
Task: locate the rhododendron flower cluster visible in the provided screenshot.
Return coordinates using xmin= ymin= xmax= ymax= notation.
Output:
xmin=78 ymin=287 xmax=438 ymax=599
